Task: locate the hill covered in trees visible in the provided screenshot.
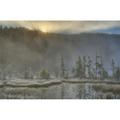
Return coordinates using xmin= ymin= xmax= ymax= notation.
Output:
xmin=0 ymin=26 xmax=120 ymax=80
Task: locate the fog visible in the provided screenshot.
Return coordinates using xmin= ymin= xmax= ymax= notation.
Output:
xmin=0 ymin=27 xmax=119 ymax=75
xmin=0 ymin=21 xmax=120 ymax=33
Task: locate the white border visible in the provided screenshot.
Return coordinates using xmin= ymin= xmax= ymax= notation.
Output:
xmin=0 ymin=0 xmax=120 ymax=120
xmin=0 ymin=0 xmax=119 ymax=20
xmin=0 ymin=100 xmax=119 ymax=120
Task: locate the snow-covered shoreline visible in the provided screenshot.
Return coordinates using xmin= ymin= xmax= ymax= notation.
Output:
xmin=0 ymin=79 xmax=120 ymax=87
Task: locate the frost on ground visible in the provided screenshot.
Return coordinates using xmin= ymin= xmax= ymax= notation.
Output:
xmin=0 ymin=79 xmax=120 ymax=99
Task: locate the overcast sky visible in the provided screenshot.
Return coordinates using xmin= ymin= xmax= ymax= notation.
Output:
xmin=0 ymin=21 xmax=120 ymax=33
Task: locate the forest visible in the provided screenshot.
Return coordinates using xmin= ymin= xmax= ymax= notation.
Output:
xmin=0 ymin=26 xmax=119 ymax=82
xmin=0 ymin=54 xmax=120 ymax=81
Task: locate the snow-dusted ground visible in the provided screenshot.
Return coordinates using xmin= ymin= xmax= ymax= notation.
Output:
xmin=0 ymin=79 xmax=120 ymax=99
xmin=0 ymin=79 xmax=61 ymax=86
xmin=1 ymin=78 xmax=120 ymax=86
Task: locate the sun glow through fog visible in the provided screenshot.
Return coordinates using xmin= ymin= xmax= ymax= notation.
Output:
xmin=40 ymin=27 xmax=48 ymax=33
xmin=0 ymin=21 xmax=120 ymax=34
xmin=39 ymin=24 xmax=50 ymax=33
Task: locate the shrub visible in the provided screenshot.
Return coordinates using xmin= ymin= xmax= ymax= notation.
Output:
xmin=40 ymin=69 xmax=50 ymax=79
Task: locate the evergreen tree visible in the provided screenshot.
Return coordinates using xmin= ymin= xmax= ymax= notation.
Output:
xmin=64 ymin=70 xmax=69 ymax=79
xmin=114 ymin=67 xmax=120 ymax=81
xmin=87 ymin=56 xmax=93 ymax=79
xmin=23 ymin=65 xmax=33 ymax=79
xmin=99 ymin=56 xmax=104 ymax=80
xmin=111 ymin=59 xmax=115 ymax=79
xmin=95 ymin=55 xmax=104 ymax=80
xmin=92 ymin=68 xmax=96 ymax=79
xmin=24 ymin=66 xmax=29 ymax=79
xmin=95 ymin=54 xmax=100 ymax=79
xmin=54 ymin=69 xmax=59 ymax=78
xmin=60 ymin=56 xmax=66 ymax=78
xmin=101 ymin=68 xmax=108 ymax=80
xmin=83 ymin=56 xmax=87 ymax=78
xmin=40 ymin=69 xmax=50 ymax=79
xmin=75 ymin=56 xmax=83 ymax=78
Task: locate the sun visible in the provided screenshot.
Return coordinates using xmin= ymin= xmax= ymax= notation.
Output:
xmin=40 ymin=25 xmax=48 ymax=33
xmin=41 ymin=28 xmax=48 ymax=33
xmin=38 ymin=23 xmax=53 ymax=33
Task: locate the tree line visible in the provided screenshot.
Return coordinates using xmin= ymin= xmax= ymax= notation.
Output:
xmin=0 ymin=55 xmax=120 ymax=81
xmin=60 ymin=55 xmax=120 ymax=81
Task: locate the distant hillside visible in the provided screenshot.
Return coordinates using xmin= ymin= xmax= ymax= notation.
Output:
xmin=0 ymin=27 xmax=120 ymax=73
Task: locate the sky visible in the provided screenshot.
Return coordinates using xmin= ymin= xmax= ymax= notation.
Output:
xmin=0 ymin=21 xmax=120 ymax=34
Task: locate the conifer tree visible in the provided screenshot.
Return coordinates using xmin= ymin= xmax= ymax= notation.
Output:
xmin=75 ymin=56 xmax=83 ymax=78
xmin=95 ymin=54 xmax=99 ymax=79
xmin=83 ymin=56 xmax=87 ymax=78
xmin=95 ymin=55 xmax=103 ymax=80
xmin=60 ymin=56 xmax=66 ymax=78
xmin=111 ymin=59 xmax=115 ymax=79
xmin=40 ymin=69 xmax=50 ymax=79
xmin=114 ymin=67 xmax=120 ymax=81
xmin=87 ymin=56 xmax=92 ymax=79
xmin=23 ymin=65 xmax=33 ymax=79
xmin=101 ymin=68 xmax=108 ymax=80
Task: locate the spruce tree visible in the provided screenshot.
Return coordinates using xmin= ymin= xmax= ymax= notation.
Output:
xmin=114 ymin=67 xmax=120 ymax=81
xmin=60 ymin=56 xmax=66 ymax=78
xmin=75 ymin=56 xmax=83 ymax=78
xmin=101 ymin=67 xmax=108 ymax=80
xmin=87 ymin=56 xmax=92 ymax=79
xmin=83 ymin=56 xmax=87 ymax=78
xmin=40 ymin=69 xmax=50 ymax=79
xmin=111 ymin=59 xmax=115 ymax=79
